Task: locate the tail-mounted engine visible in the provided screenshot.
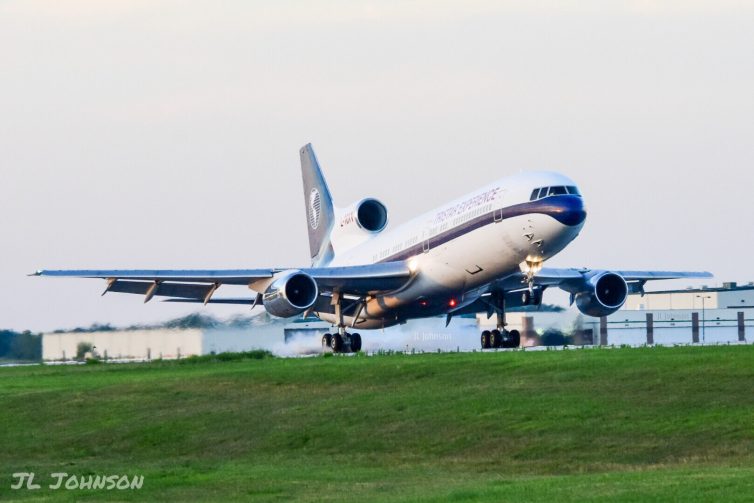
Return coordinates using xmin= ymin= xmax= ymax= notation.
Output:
xmin=340 ymin=198 xmax=388 ymax=233
xmin=263 ymin=270 xmax=319 ymax=318
xmin=330 ymin=198 xmax=389 ymax=252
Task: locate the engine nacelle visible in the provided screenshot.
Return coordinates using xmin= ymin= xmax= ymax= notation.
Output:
xmin=263 ymin=270 xmax=318 ymax=318
xmin=330 ymin=198 xmax=389 ymax=252
xmin=574 ymin=271 xmax=628 ymax=317
xmin=338 ymin=198 xmax=388 ymax=234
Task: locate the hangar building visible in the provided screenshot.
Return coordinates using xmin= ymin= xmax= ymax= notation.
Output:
xmin=593 ymin=282 xmax=754 ymax=346
xmin=42 ymin=320 xmax=328 ymax=361
xmin=624 ymin=282 xmax=754 ymax=311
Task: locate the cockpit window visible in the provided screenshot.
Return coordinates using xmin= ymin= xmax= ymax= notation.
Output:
xmin=530 ymin=185 xmax=581 ymax=200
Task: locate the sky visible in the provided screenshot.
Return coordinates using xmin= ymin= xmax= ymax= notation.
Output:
xmin=1 ymin=0 xmax=753 ymax=332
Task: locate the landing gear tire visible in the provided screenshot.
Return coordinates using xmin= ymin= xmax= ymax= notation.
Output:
xmin=350 ymin=333 xmax=362 ymax=353
xmin=505 ymin=329 xmax=521 ymax=348
xmin=481 ymin=330 xmax=492 ymax=349
xmin=331 ymin=333 xmax=344 ymax=353
xmin=326 ymin=331 xmax=361 ymax=354
xmin=490 ymin=329 xmax=502 ymax=348
xmin=322 ymin=333 xmax=332 ymax=350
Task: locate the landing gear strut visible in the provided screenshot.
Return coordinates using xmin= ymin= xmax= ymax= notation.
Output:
xmin=481 ymin=292 xmax=521 ymax=350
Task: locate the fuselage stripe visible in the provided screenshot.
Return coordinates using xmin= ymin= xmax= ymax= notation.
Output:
xmin=376 ymin=195 xmax=585 ymax=264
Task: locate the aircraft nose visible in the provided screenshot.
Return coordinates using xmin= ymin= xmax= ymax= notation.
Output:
xmin=541 ymin=195 xmax=587 ymax=227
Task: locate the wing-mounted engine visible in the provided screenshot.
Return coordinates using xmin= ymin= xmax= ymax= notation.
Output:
xmin=330 ymin=198 xmax=389 ymax=252
xmin=262 ymin=269 xmax=319 ymax=318
xmin=572 ymin=271 xmax=628 ymax=317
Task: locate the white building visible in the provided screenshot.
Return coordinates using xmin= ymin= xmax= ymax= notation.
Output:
xmin=43 ymin=325 xmax=284 ymax=361
xmin=624 ymin=282 xmax=754 ymax=311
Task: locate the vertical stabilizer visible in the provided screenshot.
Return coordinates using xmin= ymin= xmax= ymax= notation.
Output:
xmin=300 ymin=144 xmax=335 ymax=266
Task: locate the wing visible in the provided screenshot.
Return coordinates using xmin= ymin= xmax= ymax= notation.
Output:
xmin=491 ymin=267 xmax=712 ymax=293
xmin=32 ymin=262 xmax=413 ymax=305
xmin=449 ymin=267 xmax=713 ymax=318
xmin=32 ymin=268 xmax=276 ymax=284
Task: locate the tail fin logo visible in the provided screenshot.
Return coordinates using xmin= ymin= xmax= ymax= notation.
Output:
xmin=308 ymin=188 xmax=322 ymax=230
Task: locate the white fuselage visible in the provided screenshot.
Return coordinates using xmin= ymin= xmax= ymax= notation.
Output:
xmin=316 ymin=171 xmax=586 ymax=329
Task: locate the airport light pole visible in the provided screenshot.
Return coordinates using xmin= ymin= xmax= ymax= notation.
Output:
xmin=696 ymin=295 xmax=711 ymax=343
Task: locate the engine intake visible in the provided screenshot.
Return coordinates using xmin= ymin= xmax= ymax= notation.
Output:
xmin=575 ymin=271 xmax=628 ymax=317
xmin=355 ymin=198 xmax=388 ymax=233
xmin=263 ymin=270 xmax=318 ymax=318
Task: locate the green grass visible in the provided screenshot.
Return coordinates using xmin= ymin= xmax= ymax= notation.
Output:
xmin=1 ymin=346 xmax=754 ymax=501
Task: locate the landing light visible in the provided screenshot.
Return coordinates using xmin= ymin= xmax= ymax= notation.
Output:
xmin=408 ymin=257 xmax=420 ymax=273
xmin=520 ymin=256 xmax=544 ymax=275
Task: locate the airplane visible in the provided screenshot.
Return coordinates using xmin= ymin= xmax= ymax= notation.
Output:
xmin=33 ymin=144 xmax=711 ymax=353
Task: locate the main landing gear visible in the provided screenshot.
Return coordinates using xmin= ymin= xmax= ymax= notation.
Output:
xmin=322 ymin=292 xmax=363 ymax=353
xmin=322 ymin=331 xmax=362 ymax=353
xmin=480 ymin=328 xmax=520 ymax=349
xmin=481 ymin=292 xmax=521 ymax=349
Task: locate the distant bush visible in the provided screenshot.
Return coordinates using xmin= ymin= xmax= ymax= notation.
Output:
xmin=162 ymin=313 xmax=220 ymax=330
xmin=75 ymin=342 xmax=94 ymax=361
xmin=76 ymin=323 xmax=115 ymax=333
xmin=540 ymin=329 xmax=572 ymax=346
xmin=177 ymin=350 xmax=273 ymax=364
xmin=53 ymin=323 xmax=115 ymax=334
xmin=511 ymin=304 xmax=565 ymax=313
xmin=56 ymin=313 xmax=229 ymax=334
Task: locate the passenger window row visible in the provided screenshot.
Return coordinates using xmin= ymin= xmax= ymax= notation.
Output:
xmin=529 ymin=185 xmax=580 ymax=201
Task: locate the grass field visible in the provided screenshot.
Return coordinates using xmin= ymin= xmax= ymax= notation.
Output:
xmin=2 ymin=346 xmax=754 ymax=501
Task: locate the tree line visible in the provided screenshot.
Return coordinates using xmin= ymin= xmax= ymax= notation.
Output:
xmin=0 ymin=330 xmax=42 ymax=362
